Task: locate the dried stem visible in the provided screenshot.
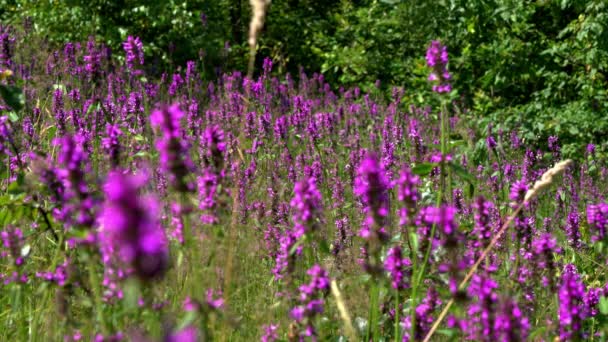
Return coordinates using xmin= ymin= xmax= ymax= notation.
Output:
xmin=330 ymin=280 xmax=357 ymax=341
xmin=422 ymin=159 xmax=572 ymax=342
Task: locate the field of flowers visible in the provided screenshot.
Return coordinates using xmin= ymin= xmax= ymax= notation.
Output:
xmin=1 ymin=24 xmax=608 ymax=341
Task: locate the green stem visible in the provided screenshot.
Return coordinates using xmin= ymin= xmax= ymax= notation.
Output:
xmin=367 ymin=282 xmax=380 ymax=341
xmin=395 ymin=290 xmax=401 ymax=341
xmin=411 ymin=98 xmax=449 ymax=339
xmin=87 ymin=252 xmax=106 ymax=334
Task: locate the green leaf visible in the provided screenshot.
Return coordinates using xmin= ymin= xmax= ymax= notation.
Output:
xmin=319 ymin=239 xmax=331 ymax=254
xmin=176 ymin=310 xmax=198 ymax=330
xmin=436 ymin=328 xmax=457 ymax=337
xmin=0 ymin=85 xmax=24 ymax=112
xmin=448 ymin=163 xmax=476 ymax=185
xmin=599 ymin=296 xmax=608 ymax=315
xmin=8 ymin=112 xmax=19 ymax=122
xmin=411 ymin=163 xmax=436 ymax=176
xmin=7 ymin=180 xmax=23 ymax=195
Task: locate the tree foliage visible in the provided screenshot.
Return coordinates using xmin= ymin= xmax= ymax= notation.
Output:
xmin=1 ymin=0 xmax=607 ymax=155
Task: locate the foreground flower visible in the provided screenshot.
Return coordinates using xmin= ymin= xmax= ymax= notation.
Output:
xmin=100 ymin=171 xmax=168 ymax=280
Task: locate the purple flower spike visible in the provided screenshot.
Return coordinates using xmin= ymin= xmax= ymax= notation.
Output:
xmin=384 ymin=246 xmax=412 ymax=290
xmin=290 ymin=176 xmax=322 ymax=238
xmin=587 ymin=202 xmax=608 ymax=242
xmin=150 ymin=104 xmax=194 ymax=192
xmin=122 ymin=36 xmax=144 ymax=73
xmin=100 ymin=171 xmax=168 ymax=280
xmin=426 ymin=40 xmax=452 ymax=93
xmin=558 ymin=264 xmax=587 ymax=340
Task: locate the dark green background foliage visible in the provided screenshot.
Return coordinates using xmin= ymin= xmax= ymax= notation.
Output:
xmin=1 ymin=0 xmax=607 ymax=156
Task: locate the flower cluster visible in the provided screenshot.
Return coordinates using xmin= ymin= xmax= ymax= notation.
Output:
xmin=122 ymin=36 xmax=144 ymax=73
xmin=384 ymin=246 xmax=412 ymax=290
xmin=100 ymin=171 xmax=168 ymax=280
xmin=150 ymin=104 xmax=194 ymax=192
xmin=396 ymin=167 xmax=420 ymax=226
xmin=290 ymin=176 xmax=322 ymax=238
xmin=354 ymin=152 xmax=390 ymax=235
xmin=425 ymin=40 xmax=452 ymax=93
xmin=290 ymin=265 xmax=330 ymax=340
xmin=587 ymin=202 xmax=608 ymax=242
xmin=558 ymin=264 xmax=587 ymax=340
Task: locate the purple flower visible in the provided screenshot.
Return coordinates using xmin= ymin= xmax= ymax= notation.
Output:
xmin=584 ymin=288 xmax=602 ymax=317
xmin=384 ymin=246 xmax=412 ymax=290
xmin=473 ymin=197 xmax=494 ymax=246
xmin=101 ymin=123 xmax=122 ymax=167
xmin=100 ymin=171 xmax=168 ymax=280
xmin=290 ymin=176 xmax=322 ymax=238
xmin=150 ymin=104 xmax=194 ymax=192
xmin=289 ymin=265 xmax=330 ymax=340
xmin=532 ymin=233 xmax=561 ymax=288
xmin=587 ymin=202 xmax=608 ymax=242
xmin=402 ymin=287 xmax=441 ymax=341
xmin=202 ymin=125 xmax=226 ymax=171
xmin=83 ymin=36 xmax=101 ymax=78
xmin=1 ymin=226 xmax=24 ymax=266
xmin=558 ymin=264 xmax=587 ymax=340
xmin=166 ymin=325 xmax=198 ymax=342
xmin=396 ymin=167 xmax=420 ymax=226
xmin=466 ymin=275 xmax=499 ymax=339
xmin=425 ymin=40 xmax=452 ymax=93
xmin=422 ymin=205 xmax=458 ymax=236
xmin=509 ymin=180 xmax=528 ymax=204
xmin=548 ymin=136 xmax=560 ymax=153
xmin=198 ymin=168 xmax=220 ymax=224
xmin=0 ymin=28 xmax=14 ymax=69
xmin=354 ymin=152 xmax=390 ymax=227
xmin=494 ymin=298 xmax=530 ymax=341
xmin=0 ymin=115 xmax=13 ymax=156
xmin=53 ymin=134 xmax=95 ymax=229
xmin=122 ymin=36 xmax=144 ymax=72
xmin=260 ymin=324 xmax=278 ymax=342
xmin=565 ymin=210 xmax=581 ymax=248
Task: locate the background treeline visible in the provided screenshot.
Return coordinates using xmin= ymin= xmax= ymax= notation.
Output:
xmin=1 ymin=0 xmax=607 ymax=156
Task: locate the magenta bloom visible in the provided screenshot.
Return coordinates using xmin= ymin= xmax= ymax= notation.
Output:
xmin=290 ymin=265 xmax=330 ymax=340
xmin=150 ymin=104 xmax=194 ymax=192
xmin=290 ymin=176 xmax=322 ymax=238
xmin=202 ymin=124 xmax=226 ymax=170
xmin=0 ymin=115 xmax=12 ymax=155
xmin=558 ymin=264 xmax=587 ymax=340
xmin=122 ymin=36 xmax=144 ymax=72
xmin=426 ymin=40 xmax=452 ymax=93
xmin=384 ymin=246 xmax=412 ymax=290
xmin=101 ymin=171 xmax=168 ymax=280
xmin=396 ymin=167 xmax=421 ymax=226
xmin=354 ymin=152 xmax=390 ymax=226
xmin=587 ymin=202 xmax=608 ymax=242
xmin=509 ymin=180 xmax=528 ymax=204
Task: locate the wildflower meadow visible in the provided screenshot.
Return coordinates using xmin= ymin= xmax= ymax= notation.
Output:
xmin=1 ymin=10 xmax=608 ymax=342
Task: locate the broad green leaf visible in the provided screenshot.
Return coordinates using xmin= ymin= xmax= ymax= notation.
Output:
xmin=411 ymin=163 xmax=436 ymax=176
xmin=0 ymin=85 xmax=24 ymax=112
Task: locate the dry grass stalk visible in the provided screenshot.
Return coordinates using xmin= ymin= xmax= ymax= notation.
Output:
xmin=330 ymin=280 xmax=358 ymax=341
xmin=247 ymin=0 xmax=271 ymax=78
xmin=422 ymin=159 xmax=573 ymax=342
